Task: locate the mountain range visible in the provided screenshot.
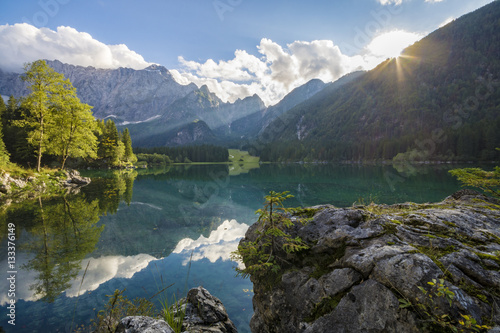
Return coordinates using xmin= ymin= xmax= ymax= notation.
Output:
xmin=1 ymin=0 xmax=499 ymax=161
xmin=0 ymin=60 xmax=334 ymax=147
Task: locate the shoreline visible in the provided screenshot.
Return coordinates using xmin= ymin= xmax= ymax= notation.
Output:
xmin=0 ymin=169 xmax=90 ymax=204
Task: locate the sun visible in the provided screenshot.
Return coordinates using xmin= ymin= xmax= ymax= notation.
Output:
xmin=367 ymin=30 xmax=424 ymax=59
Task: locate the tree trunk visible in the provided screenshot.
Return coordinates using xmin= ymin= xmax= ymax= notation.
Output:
xmin=37 ymin=115 xmax=44 ymax=172
xmin=61 ymin=155 xmax=68 ymax=170
xmin=37 ymin=144 xmax=42 ymax=172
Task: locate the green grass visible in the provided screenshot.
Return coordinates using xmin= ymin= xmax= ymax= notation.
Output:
xmin=227 ymin=149 xmax=260 ymax=175
xmin=228 ymin=149 xmax=260 ymax=164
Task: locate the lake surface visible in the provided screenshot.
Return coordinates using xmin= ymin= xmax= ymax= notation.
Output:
xmin=0 ymin=163 xmax=465 ymax=332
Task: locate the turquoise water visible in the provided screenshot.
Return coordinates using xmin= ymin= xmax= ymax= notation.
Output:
xmin=0 ymin=163 xmax=464 ymax=332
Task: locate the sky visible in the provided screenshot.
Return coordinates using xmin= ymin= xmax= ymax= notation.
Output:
xmin=0 ymin=0 xmax=495 ymax=106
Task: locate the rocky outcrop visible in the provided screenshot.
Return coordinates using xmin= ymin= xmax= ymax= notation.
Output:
xmin=62 ymin=169 xmax=91 ymax=187
xmin=0 ymin=169 xmax=90 ymax=200
xmin=0 ymin=172 xmax=27 ymax=194
xmin=241 ymin=190 xmax=500 ymax=332
xmin=116 ymin=287 xmax=237 ymax=333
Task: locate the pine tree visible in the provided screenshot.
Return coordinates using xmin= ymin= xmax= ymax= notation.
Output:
xmin=0 ymin=96 xmax=6 ymax=117
xmin=5 ymin=95 xmax=18 ymax=124
xmin=98 ymin=119 xmax=121 ymax=166
xmin=121 ymin=128 xmax=136 ymax=163
xmin=0 ymin=97 xmax=9 ymax=166
xmin=2 ymin=96 xmax=34 ymax=165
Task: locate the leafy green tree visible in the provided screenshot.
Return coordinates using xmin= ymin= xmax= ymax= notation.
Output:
xmin=16 ymin=60 xmax=75 ymax=171
xmin=47 ymin=82 xmax=100 ymax=169
xmin=15 ymin=61 xmax=100 ymax=170
xmin=7 ymin=95 xmax=17 ymax=111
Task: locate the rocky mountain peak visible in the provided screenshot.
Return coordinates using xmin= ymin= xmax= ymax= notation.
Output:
xmin=143 ymin=63 xmax=171 ymax=77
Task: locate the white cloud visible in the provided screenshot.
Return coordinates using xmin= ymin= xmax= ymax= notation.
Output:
xmin=366 ymin=30 xmax=424 ymax=58
xmin=172 ymin=35 xmax=418 ymax=106
xmin=173 ymin=39 xmax=365 ymax=106
xmin=170 ymin=68 xmax=266 ymax=104
xmin=0 ymin=23 xmax=152 ymax=73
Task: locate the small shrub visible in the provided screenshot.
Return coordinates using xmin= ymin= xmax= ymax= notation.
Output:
xmin=93 ymin=289 xmax=156 ymax=333
xmin=232 ymin=191 xmax=309 ymax=283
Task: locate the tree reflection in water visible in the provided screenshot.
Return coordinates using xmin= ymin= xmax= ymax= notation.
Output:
xmin=21 ymin=196 xmax=103 ymax=302
xmin=0 ymin=170 xmax=138 ymax=303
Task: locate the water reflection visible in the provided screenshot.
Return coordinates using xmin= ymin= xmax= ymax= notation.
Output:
xmin=7 ymin=196 xmax=103 ymax=303
xmin=0 ymin=170 xmax=138 ymax=307
xmin=65 ymin=254 xmax=157 ymax=297
xmin=81 ymin=169 xmax=137 ymax=215
xmin=173 ymin=219 xmax=248 ymax=266
xmin=0 ymin=217 xmax=246 ymax=306
xmin=0 ymin=253 xmax=156 ymax=304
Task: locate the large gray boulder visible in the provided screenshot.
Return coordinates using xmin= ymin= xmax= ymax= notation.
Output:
xmin=116 ymin=287 xmax=237 ymax=333
xmin=182 ymin=286 xmax=238 ymax=333
xmin=242 ymin=190 xmax=500 ymax=332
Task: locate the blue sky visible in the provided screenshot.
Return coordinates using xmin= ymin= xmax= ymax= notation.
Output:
xmin=0 ymin=0 xmax=495 ymax=105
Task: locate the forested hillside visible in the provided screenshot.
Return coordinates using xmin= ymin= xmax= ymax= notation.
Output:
xmin=134 ymin=145 xmax=229 ymax=163
xmin=258 ymin=1 xmax=500 ymax=162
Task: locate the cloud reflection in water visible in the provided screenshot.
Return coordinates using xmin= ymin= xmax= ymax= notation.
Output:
xmin=0 ymin=253 xmax=157 ymax=304
xmin=173 ymin=219 xmax=249 ymax=267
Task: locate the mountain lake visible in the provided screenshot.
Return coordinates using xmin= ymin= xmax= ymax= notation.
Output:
xmin=0 ymin=163 xmax=470 ymax=332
